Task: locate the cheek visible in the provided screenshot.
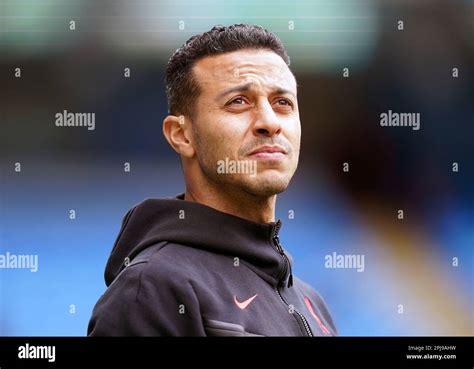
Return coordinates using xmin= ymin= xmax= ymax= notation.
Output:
xmin=286 ymin=118 xmax=301 ymax=146
xmin=196 ymin=110 xmax=246 ymax=155
xmin=296 ymin=126 xmax=302 ymax=147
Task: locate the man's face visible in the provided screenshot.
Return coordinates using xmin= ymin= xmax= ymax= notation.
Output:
xmin=190 ymin=49 xmax=301 ymax=197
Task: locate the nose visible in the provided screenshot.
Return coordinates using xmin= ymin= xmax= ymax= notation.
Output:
xmin=252 ymin=101 xmax=282 ymax=137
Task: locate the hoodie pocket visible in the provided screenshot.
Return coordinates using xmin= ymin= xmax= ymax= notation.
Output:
xmin=203 ymin=319 xmax=263 ymax=337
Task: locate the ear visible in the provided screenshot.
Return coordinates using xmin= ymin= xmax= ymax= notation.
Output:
xmin=162 ymin=114 xmax=195 ymax=158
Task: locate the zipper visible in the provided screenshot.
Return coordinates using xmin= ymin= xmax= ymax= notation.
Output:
xmin=271 ymin=220 xmax=313 ymax=337
xmin=276 ymin=287 xmax=313 ymax=337
xmin=271 ymin=220 xmax=293 ymax=288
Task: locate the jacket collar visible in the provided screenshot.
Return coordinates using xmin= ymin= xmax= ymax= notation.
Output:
xmin=105 ymin=194 xmax=292 ymax=288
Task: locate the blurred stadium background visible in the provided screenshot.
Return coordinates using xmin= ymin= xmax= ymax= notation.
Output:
xmin=0 ymin=0 xmax=473 ymax=336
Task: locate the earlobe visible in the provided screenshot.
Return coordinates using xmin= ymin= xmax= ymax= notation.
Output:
xmin=162 ymin=115 xmax=195 ymax=158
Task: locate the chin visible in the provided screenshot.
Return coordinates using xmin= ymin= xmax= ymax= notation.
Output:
xmin=243 ymin=176 xmax=291 ymax=197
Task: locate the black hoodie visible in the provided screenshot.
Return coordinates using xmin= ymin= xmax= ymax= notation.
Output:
xmin=87 ymin=194 xmax=337 ymax=336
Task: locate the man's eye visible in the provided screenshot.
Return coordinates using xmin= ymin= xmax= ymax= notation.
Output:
xmin=275 ymin=98 xmax=293 ymax=106
xmin=230 ymin=97 xmax=246 ymax=105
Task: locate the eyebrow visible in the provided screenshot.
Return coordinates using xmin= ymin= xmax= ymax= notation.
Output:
xmin=216 ymin=82 xmax=296 ymax=101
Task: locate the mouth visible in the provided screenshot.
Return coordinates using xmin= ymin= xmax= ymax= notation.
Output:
xmin=248 ymin=145 xmax=287 ymax=160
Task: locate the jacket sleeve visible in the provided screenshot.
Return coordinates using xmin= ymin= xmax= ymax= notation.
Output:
xmin=87 ymin=261 xmax=206 ymax=336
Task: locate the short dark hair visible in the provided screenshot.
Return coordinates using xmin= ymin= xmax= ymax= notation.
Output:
xmin=165 ymin=24 xmax=290 ymax=116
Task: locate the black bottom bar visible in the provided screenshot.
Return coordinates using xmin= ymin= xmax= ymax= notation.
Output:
xmin=0 ymin=337 xmax=472 ymax=369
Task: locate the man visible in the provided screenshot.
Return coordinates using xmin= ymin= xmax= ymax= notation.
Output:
xmin=88 ymin=24 xmax=337 ymax=336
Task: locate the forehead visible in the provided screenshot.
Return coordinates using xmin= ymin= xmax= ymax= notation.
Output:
xmin=192 ymin=49 xmax=296 ymax=96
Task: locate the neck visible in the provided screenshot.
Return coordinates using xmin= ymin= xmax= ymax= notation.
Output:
xmin=184 ymin=180 xmax=277 ymax=224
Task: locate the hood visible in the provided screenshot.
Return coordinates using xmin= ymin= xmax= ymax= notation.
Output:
xmin=104 ymin=194 xmax=293 ymax=288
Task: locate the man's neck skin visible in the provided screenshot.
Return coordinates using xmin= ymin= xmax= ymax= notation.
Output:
xmin=184 ymin=176 xmax=277 ymax=224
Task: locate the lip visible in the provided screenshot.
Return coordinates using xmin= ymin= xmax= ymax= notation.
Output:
xmin=248 ymin=145 xmax=287 ymax=156
xmin=248 ymin=145 xmax=287 ymax=161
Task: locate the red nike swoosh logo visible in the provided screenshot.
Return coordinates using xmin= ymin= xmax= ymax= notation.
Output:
xmin=234 ymin=294 xmax=258 ymax=310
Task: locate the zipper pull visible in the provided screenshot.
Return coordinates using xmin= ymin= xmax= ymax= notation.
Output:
xmin=273 ymin=235 xmax=294 ymax=288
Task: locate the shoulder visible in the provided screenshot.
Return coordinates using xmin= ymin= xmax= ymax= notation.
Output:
xmin=125 ymin=242 xmax=219 ymax=285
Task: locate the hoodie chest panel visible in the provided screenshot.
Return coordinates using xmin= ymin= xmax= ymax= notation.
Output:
xmin=194 ymin=260 xmax=307 ymax=336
